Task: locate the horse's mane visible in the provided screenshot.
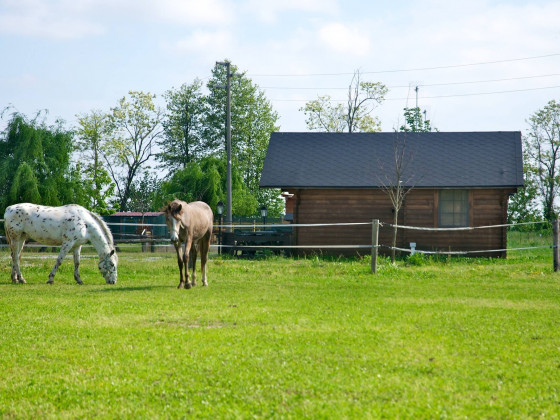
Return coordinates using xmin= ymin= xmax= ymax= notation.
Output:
xmin=162 ymin=199 xmax=184 ymax=215
xmin=88 ymin=210 xmax=114 ymax=247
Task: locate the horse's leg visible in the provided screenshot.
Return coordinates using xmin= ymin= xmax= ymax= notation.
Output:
xmin=183 ymin=236 xmax=193 ymax=289
xmin=190 ymin=243 xmax=198 ymax=287
xmin=9 ymin=234 xmax=26 ymax=284
xmin=175 ymin=242 xmax=185 ymax=289
xmin=73 ymin=246 xmax=83 ymax=285
xmin=48 ymin=242 xmax=73 ymax=284
xmin=200 ymin=236 xmax=209 ymax=287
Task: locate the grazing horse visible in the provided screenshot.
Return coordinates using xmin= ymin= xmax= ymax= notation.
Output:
xmin=163 ymin=200 xmax=213 ymax=289
xmin=4 ymin=203 xmax=118 ymax=284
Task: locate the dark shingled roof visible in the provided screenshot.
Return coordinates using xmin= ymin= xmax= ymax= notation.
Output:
xmin=259 ymin=131 xmax=523 ymax=189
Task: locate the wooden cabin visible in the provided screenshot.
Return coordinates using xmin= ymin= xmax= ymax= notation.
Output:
xmin=259 ymin=132 xmax=523 ymax=257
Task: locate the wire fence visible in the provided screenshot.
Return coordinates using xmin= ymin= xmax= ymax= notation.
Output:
xmin=0 ymin=219 xmax=554 ymax=256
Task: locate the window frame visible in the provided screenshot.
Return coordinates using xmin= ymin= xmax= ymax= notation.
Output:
xmin=438 ymin=189 xmax=470 ymax=227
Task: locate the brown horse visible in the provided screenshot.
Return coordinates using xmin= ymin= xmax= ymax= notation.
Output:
xmin=163 ymin=200 xmax=213 ymax=289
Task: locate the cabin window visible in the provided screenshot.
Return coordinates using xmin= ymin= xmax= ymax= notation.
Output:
xmin=438 ymin=189 xmax=468 ymax=227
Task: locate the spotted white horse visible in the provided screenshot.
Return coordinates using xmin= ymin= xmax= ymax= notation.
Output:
xmin=4 ymin=203 xmax=118 ymax=284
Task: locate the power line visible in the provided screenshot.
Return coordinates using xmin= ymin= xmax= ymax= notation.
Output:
xmin=269 ymin=85 xmax=560 ymax=102
xmin=259 ymin=73 xmax=560 ymax=90
xmin=249 ymin=53 xmax=560 ymax=77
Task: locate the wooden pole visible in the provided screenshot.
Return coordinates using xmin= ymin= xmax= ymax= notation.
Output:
xmin=554 ymin=216 xmax=559 ymax=272
xmin=371 ymin=219 xmax=379 ymax=274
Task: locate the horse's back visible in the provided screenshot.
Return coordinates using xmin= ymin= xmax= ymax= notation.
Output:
xmin=186 ymin=201 xmax=214 ymax=235
xmin=4 ymin=203 xmax=91 ymax=245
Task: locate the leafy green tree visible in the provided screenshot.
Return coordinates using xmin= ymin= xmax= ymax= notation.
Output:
xmin=300 ymin=70 xmax=387 ymax=133
xmin=75 ymin=110 xmax=115 ymax=214
xmin=158 ymin=79 xmax=208 ymax=170
xmin=507 ymin=170 xmax=541 ymax=229
xmin=0 ymin=112 xmax=86 ymax=214
xmin=154 ymin=156 xmax=258 ymax=216
xmin=64 ymin=163 xmax=91 ymax=209
xmin=524 ymin=100 xmax=560 ymax=220
xmin=128 ymin=172 xmax=161 ymax=213
xmin=104 ymin=91 xmax=163 ymax=211
xmin=205 ymin=61 xmax=282 ymax=214
xmin=8 ymin=162 xmax=41 ymax=204
xmin=399 ymin=107 xmax=436 ymax=132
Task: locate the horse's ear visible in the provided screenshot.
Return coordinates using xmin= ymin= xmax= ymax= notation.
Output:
xmin=110 ymin=249 xmax=115 ymax=256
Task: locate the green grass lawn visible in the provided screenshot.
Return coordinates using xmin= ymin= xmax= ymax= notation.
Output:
xmin=1 ymin=243 xmax=560 ymax=418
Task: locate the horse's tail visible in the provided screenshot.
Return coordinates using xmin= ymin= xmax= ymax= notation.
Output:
xmin=88 ymin=211 xmax=114 ymax=247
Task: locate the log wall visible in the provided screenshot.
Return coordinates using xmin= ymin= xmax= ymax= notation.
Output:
xmin=290 ymin=188 xmax=514 ymax=257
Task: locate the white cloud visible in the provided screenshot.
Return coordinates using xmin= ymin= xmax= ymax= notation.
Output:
xmin=148 ymin=0 xmax=234 ymax=25
xmin=0 ymin=0 xmax=235 ymax=39
xmin=317 ymin=22 xmax=370 ymax=56
xmin=245 ymin=0 xmax=338 ymax=23
xmin=0 ymin=0 xmax=104 ymax=39
xmin=164 ymin=29 xmax=233 ymax=55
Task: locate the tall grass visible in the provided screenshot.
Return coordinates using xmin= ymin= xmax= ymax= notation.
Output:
xmin=0 ymin=233 xmax=559 ymax=418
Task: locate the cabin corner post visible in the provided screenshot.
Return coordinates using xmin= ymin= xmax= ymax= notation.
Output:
xmin=554 ymin=216 xmax=559 ymax=272
xmin=371 ymin=219 xmax=379 ymax=274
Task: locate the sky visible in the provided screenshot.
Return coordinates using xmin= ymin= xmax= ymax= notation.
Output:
xmin=1 ymin=0 xmax=560 ymax=135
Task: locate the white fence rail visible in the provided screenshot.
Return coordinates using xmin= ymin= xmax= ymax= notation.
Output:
xmin=0 ymin=219 xmax=552 ymax=253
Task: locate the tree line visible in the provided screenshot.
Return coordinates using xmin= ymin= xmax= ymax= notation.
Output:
xmin=1 ymin=62 xmax=282 ymax=218
xmin=1 ymin=62 xmax=558 ymax=225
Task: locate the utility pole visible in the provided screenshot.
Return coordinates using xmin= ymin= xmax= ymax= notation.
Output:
xmin=215 ymin=61 xmax=234 ymax=231
xmin=415 ymin=86 xmax=419 ymax=109
xmin=184 ymin=102 xmax=189 ymax=163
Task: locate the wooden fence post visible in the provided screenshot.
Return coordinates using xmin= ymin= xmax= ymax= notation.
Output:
xmin=371 ymin=219 xmax=379 ymax=274
xmin=554 ymin=216 xmax=559 ymax=272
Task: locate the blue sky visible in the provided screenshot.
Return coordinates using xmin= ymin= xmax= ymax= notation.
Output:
xmin=1 ymin=0 xmax=560 ymax=133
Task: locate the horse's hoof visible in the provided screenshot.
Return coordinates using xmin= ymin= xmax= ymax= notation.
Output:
xmin=47 ymin=279 xmax=54 ymax=285
xmin=185 ymin=282 xmax=192 ymax=289
xmin=177 ymin=283 xmax=184 ymax=289
xmin=19 ymin=279 xmax=27 ymax=284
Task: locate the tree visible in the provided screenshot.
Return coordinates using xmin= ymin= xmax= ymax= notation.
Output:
xmin=205 ymin=61 xmax=282 ymax=214
xmin=75 ymin=110 xmax=115 ymax=214
xmin=300 ymin=70 xmax=388 ymax=133
xmin=154 ymin=156 xmax=258 ymax=216
xmin=158 ymin=79 xmax=208 ymax=170
xmin=9 ymin=162 xmax=41 ymax=204
xmin=128 ymin=172 xmax=161 ymax=214
xmin=378 ymin=133 xmax=415 ymax=263
xmin=0 ymin=111 xmax=86 ymax=214
xmin=103 ymin=91 xmax=163 ymax=212
xmin=507 ymin=170 xmax=541 ymax=228
xmin=399 ymin=107 xmax=436 ymax=132
xmin=524 ymin=100 xmax=560 ymax=220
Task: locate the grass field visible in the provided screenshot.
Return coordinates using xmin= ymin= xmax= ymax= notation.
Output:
xmin=1 ymin=239 xmax=560 ymax=418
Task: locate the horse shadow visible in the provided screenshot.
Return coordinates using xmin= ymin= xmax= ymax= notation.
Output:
xmin=91 ymin=285 xmax=174 ymax=293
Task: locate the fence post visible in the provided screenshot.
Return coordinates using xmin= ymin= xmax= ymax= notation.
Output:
xmin=371 ymin=219 xmax=379 ymax=274
xmin=554 ymin=216 xmax=559 ymax=272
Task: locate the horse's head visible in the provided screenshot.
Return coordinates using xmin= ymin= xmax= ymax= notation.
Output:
xmin=99 ymin=249 xmax=118 ymax=284
xmin=164 ymin=201 xmax=184 ymax=245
